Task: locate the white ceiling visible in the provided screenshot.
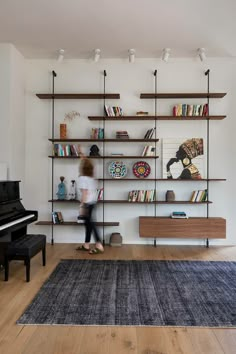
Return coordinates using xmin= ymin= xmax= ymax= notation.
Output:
xmin=0 ymin=0 xmax=235 ymax=60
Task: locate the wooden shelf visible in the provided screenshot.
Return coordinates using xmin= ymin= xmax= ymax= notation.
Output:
xmin=88 ymin=116 xmax=156 ymax=120
xmin=48 ymin=199 xmax=211 ymax=204
xmin=88 ymin=115 xmax=226 ymax=121
xmin=49 ymin=138 xmax=159 ymax=143
xmin=140 ymin=93 xmax=227 ymax=99
xmin=97 ymin=178 xmax=226 ymax=181
xmin=48 ymin=155 xmax=159 ymax=159
xmin=36 ymin=93 xmax=120 ymax=99
xmin=36 ymin=221 xmax=119 ymax=226
xmin=139 ymin=216 xmax=226 ymax=239
xmin=101 ymin=200 xmax=212 ymax=204
xmin=102 ymin=201 xmax=212 ymax=204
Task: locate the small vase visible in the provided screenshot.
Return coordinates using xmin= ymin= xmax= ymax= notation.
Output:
xmin=60 ymin=124 xmax=67 ymax=139
xmin=166 ymin=190 xmax=175 ymax=202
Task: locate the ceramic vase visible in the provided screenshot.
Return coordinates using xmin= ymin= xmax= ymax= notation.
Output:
xmin=166 ymin=190 xmax=175 ymax=202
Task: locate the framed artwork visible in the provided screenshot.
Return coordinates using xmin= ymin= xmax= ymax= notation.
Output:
xmin=162 ymin=138 xmax=205 ymax=179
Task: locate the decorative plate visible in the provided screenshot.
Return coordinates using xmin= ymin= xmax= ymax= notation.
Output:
xmin=133 ymin=161 xmax=151 ymax=178
xmin=109 ymin=161 xmax=127 ymax=179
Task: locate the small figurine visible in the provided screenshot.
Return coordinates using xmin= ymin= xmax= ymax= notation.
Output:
xmin=56 ymin=176 xmax=66 ymax=200
xmin=69 ymin=180 xmax=76 ymax=200
xmin=90 ymin=144 xmax=100 ymax=156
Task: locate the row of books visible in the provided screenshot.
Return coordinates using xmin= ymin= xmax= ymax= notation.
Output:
xmin=54 ymin=144 xmax=81 ymax=157
xmin=141 ymin=145 xmax=155 ymax=156
xmin=190 ymin=189 xmax=208 ymax=202
xmin=104 ymin=105 xmax=123 ymax=117
xmin=52 ymin=211 xmax=64 ymax=224
xmin=171 ymin=211 xmax=188 ymax=219
xmin=128 ymin=189 xmax=156 ymax=202
xmin=144 ymin=128 xmax=156 ymax=139
xmin=91 ymin=128 xmax=104 ymax=139
xmin=116 ymin=130 xmax=129 ymax=139
xmin=173 ymin=103 xmax=209 ymax=117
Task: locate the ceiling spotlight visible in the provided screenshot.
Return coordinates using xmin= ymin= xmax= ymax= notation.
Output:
xmin=162 ymin=48 xmax=171 ymax=62
xmin=129 ymin=49 xmax=135 ymax=63
xmin=198 ymin=48 xmax=206 ymax=62
xmin=94 ymin=49 xmax=101 ymax=62
xmin=57 ymin=49 xmax=65 ymax=63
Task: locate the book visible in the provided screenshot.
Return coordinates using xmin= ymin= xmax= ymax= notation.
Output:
xmin=136 ymin=111 xmax=149 ymax=116
xmin=171 ymin=211 xmax=188 ymax=219
xmin=57 ymin=211 xmax=64 ymax=223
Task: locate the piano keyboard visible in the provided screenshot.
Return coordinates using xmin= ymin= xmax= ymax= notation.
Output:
xmin=0 ymin=214 xmax=35 ymax=231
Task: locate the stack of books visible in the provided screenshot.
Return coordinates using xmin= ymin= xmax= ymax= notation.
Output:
xmin=54 ymin=144 xmax=81 ymax=157
xmin=190 ymin=189 xmax=208 ymax=202
xmin=116 ymin=131 xmax=129 ymax=139
xmin=104 ymin=105 xmax=123 ymax=116
xmin=173 ymin=103 xmax=208 ymax=117
xmin=110 ymin=153 xmax=124 ymax=157
xmin=142 ymin=146 xmax=155 ymax=156
xmin=136 ymin=111 xmax=149 ymax=116
xmin=128 ymin=190 xmax=156 ymax=202
xmin=171 ymin=211 xmax=188 ymax=219
xmin=96 ymin=188 xmax=104 ymax=201
xmin=144 ymin=128 xmax=156 ymax=139
xmin=52 ymin=211 xmax=64 ymax=224
xmin=91 ymin=128 xmax=104 ymax=139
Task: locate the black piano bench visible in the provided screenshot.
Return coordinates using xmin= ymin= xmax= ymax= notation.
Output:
xmin=4 ymin=234 xmax=46 ymax=282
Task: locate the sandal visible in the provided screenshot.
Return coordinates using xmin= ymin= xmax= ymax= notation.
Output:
xmin=89 ymin=247 xmax=104 ymax=254
xmin=76 ymin=245 xmax=90 ymax=251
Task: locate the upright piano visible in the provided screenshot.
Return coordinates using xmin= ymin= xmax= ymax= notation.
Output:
xmin=0 ymin=181 xmax=38 ymax=265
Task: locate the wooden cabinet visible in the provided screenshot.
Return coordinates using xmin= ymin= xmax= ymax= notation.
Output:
xmin=139 ymin=217 xmax=226 ymax=239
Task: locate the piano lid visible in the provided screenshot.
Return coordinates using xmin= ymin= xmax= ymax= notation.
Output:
xmin=0 ymin=181 xmax=20 ymax=204
xmin=0 ymin=180 xmax=38 ymax=234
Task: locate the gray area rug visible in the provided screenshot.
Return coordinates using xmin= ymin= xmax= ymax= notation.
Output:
xmin=17 ymin=259 xmax=236 ymax=327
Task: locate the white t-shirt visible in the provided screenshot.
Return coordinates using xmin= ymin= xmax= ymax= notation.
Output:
xmin=78 ymin=176 xmax=98 ymax=204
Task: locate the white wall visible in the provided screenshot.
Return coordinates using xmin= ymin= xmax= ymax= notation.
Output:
xmin=0 ymin=44 xmax=11 ymax=175
xmin=0 ymin=43 xmax=26 ymax=191
xmin=9 ymin=45 xmax=26 ymax=187
xmin=25 ymin=58 xmax=236 ymax=245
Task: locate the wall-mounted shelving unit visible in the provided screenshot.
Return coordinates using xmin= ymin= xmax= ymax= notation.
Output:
xmin=35 ymin=71 xmax=121 ymax=244
xmin=139 ymin=70 xmax=227 ymax=247
xmin=35 ymin=69 xmax=227 ymax=247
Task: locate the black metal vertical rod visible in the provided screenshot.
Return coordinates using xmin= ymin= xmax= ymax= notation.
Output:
xmin=51 ymin=70 xmax=57 ymax=245
xmin=102 ymin=70 xmax=107 ymax=246
xmin=154 ymin=70 xmax=157 ymax=218
xmin=205 ymin=69 xmax=210 ymax=248
xmin=152 ymin=70 xmax=158 ymax=248
xmin=205 ymin=69 xmax=210 ymax=219
xmin=154 ymin=70 xmax=157 ymax=217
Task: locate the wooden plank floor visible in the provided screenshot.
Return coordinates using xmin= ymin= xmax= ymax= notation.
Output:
xmin=1 ymin=244 xmax=236 ymax=354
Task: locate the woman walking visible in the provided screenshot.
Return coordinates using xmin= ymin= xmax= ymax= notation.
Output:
xmin=76 ymin=158 xmax=104 ymax=254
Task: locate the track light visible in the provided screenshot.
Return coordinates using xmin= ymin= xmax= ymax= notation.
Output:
xmin=162 ymin=48 xmax=171 ymax=62
xmin=94 ymin=49 xmax=101 ymax=62
xmin=129 ymin=49 xmax=135 ymax=63
xmin=198 ymin=48 xmax=206 ymax=62
xmin=57 ymin=49 xmax=65 ymax=63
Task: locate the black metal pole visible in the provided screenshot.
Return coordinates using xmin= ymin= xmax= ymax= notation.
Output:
xmin=102 ymin=70 xmax=107 ymax=246
xmin=205 ymin=69 xmax=210 ymax=216
xmin=154 ymin=69 xmax=157 ymax=247
xmin=154 ymin=70 xmax=157 ymax=217
xmin=51 ymin=70 xmax=57 ymax=245
xmin=205 ymin=69 xmax=210 ymax=247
